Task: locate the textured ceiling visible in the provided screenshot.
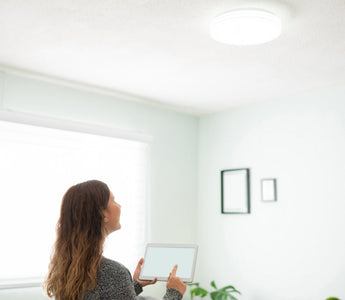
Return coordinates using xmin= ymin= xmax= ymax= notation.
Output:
xmin=0 ymin=0 xmax=345 ymax=115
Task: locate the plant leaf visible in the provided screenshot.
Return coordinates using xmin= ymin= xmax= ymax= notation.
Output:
xmin=187 ymin=282 xmax=200 ymax=287
xmin=209 ymin=291 xmax=218 ymax=300
xmin=191 ymin=287 xmax=208 ymax=298
xmin=210 ymin=280 xmax=218 ymax=290
xmin=209 ymin=293 xmax=217 ymax=300
xmin=222 ymin=285 xmax=241 ymax=294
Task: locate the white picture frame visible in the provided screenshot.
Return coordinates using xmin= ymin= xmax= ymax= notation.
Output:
xmin=261 ymin=178 xmax=277 ymax=202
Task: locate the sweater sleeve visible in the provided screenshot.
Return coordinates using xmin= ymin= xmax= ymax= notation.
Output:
xmin=163 ymin=288 xmax=183 ymax=300
xmin=133 ymin=279 xmax=143 ymax=295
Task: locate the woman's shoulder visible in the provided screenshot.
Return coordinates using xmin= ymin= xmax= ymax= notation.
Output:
xmin=100 ymin=257 xmax=126 ymax=269
xmin=99 ymin=257 xmax=131 ymax=277
xmin=101 ymin=257 xmax=122 ymax=267
xmin=85 ymin=257 xmax=134 ymax=299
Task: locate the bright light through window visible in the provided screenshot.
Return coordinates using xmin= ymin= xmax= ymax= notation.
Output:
xmin=0 ymin=117 xmax=149 ymax=285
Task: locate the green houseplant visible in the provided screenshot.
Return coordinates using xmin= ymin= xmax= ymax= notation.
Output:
xmin=188 ymin=281 xmax=241 ymax=300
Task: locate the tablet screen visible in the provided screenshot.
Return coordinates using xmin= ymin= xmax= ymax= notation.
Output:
xmin=139 ymin=243 xmax=198 ymax=282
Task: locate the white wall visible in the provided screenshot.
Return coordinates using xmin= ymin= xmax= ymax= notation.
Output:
xmin=197 ymin=85 xmax=345 ymax=300
xmin=0 ymin=72 xmax=198 ymax=299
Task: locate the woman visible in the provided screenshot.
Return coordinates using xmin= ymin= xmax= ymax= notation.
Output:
xmin=45 ymin=180 xmax=186 ymax=300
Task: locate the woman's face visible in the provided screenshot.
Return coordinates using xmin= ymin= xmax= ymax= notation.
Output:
xmin=103 ymin=191 xmax=121 ymax=234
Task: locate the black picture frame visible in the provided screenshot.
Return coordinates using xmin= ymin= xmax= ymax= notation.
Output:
xmin=261 ymin=178 xmax=277 ymax=202
xmin=221 ymin=168 xmax=250 ymax=214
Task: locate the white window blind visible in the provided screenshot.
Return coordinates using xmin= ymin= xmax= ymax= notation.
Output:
xmin=0 ymin=115 xmax=149 ymax=288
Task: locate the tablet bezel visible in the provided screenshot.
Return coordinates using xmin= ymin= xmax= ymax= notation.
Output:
xmin=139 ymin=243 xmax=198 ymax=283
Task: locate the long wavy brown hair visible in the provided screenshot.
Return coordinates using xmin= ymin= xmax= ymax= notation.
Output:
xmin=44 ymin=180 xmax=110 ymax=300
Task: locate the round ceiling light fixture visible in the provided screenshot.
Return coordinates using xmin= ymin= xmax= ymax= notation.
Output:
xmin=210 ymin=8 xmax=282 ymax=46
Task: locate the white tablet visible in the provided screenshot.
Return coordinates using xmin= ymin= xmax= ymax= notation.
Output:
xmin=139 ymin=243 xmax=198 ymax=283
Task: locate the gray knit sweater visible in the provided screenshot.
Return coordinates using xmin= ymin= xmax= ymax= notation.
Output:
xmin=84 ymin=257 xmax=183 ymax=300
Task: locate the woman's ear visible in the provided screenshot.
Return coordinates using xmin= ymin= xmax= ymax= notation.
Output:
xmin=103 ymin=208 xmax=110 ymax=223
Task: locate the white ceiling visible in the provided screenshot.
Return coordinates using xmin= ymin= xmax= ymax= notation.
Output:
xmin=0 ymin=0 xmax=345 ymax=115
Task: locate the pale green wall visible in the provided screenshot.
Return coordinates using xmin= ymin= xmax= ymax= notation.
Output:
xmin=1 ymin=72 xmax=345 ymax=300
xmin=0 ymin=72 xmax=198 ymax=299
xmin=197 ymin=85 xmax=345 ymax=300
xmin=2 ymin=73 xmax=199 ymax=243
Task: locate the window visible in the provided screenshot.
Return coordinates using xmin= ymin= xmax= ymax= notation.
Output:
xmin=0 ymin=112 xmax=150 ymax=288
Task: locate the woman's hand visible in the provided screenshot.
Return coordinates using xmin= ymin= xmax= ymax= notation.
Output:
xmin=166 ymin=265 xmax=186 ymax=295
xmin=133 ymin=258 xmax=158 ymax=287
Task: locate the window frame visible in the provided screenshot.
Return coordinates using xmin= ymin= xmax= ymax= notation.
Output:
xmin=0 ymin=110 xmax=152 ymax=289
